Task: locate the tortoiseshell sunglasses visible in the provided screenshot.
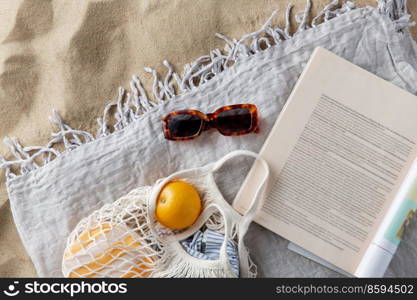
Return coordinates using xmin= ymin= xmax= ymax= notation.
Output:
xmin=162 ymin=104 xmax=259 ymax=141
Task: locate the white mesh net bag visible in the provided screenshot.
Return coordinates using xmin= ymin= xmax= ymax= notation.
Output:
xmin=62 ymin=150 xmax=269 ymax=278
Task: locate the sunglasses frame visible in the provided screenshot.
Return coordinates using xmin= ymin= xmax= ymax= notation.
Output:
xmin=162 ymin=104 xmax=259 ymax=141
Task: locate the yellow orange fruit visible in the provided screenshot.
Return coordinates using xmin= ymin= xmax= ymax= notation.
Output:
xmin=156 ymin=181 xmax=202 ymax=230
xmin=64 ymin=224 xmax=152 ymax=278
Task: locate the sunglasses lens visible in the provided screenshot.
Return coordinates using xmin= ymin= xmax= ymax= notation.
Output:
xmin=215 ymin=108 xmax=253 ymax=134
xmin=167 ymin=114 xmax=203 ymax=138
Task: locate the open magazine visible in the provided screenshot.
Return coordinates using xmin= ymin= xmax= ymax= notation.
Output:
xmin=233 ymin=47 xmax=417 ymax=277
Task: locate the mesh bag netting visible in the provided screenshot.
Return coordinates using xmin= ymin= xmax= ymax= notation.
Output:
xmin=62 ymin=186 xmax=163 ymax=278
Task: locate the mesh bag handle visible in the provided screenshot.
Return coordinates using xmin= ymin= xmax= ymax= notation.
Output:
xmin=146 ymin=150 xmax=270 ymax=277
xmin=146 ymin=150 xmax=269 ymax=242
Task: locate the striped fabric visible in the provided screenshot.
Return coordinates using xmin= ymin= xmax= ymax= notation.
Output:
xmin=181 ymin=229 xmax=239 ymax=275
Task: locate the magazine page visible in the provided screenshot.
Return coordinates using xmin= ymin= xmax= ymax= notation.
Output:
xmin=233 ymin=47 xmax=417 ymax=276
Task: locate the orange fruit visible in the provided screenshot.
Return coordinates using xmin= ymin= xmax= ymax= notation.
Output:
xmin=156 ymin=181 xmax=202 ymax=230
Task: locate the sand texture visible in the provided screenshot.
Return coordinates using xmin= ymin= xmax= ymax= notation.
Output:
xmin=0 ymin=0 xmax=416 ymax=277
